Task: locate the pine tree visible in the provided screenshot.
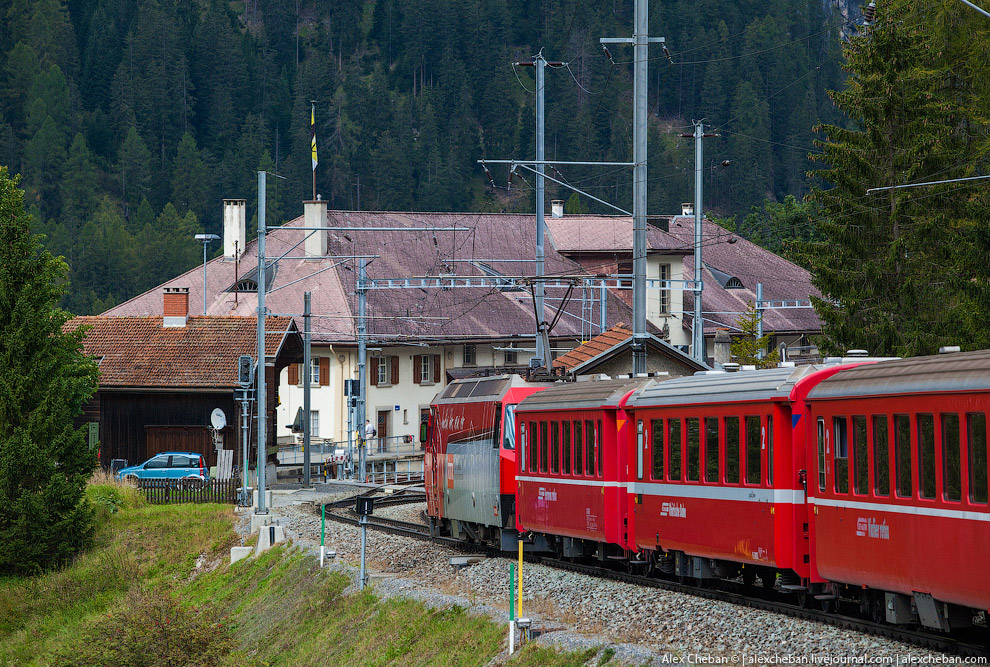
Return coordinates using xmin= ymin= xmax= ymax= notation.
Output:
xmin=0 ymin=166 xmax=100 ymax=574
xmin=806 ymin=0 xmax=990 ymax=356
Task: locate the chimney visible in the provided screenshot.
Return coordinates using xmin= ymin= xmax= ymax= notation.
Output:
xmin=681 ymin=202 xmax=694 ymax=217
xmin=163 ymin=287 xmax=189 ymax=327
xmin=223 ymin=199 xmax=246 ymax=260
xmin=304 ymin=197 xmax=328 ymax=259
xmin=714 ymin=328 xmax=731 ymax=367
xmin=551 ymin=200 xmax=564 ymax=218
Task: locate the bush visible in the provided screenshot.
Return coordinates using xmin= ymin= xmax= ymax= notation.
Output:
xmin=49 ymin=587 xmax=237 ymax=667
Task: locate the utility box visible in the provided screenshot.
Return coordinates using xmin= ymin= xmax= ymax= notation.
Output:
xmin=356 ymin=497 xmax=374 ymax=516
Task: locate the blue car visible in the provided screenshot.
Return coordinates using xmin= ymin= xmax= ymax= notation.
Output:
xmin=116 ymin=452 xmax=209 ymax=487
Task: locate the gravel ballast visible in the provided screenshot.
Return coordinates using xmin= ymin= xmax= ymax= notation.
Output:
xmin=249 ymin=490 xmax=978 ymax=666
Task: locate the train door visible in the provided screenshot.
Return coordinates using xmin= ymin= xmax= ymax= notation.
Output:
xmin=425 ymin=409 xmax=442 ymax=518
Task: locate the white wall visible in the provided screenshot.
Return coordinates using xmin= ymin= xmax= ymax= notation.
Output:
xmin=277 ymin=341 xmax=552 ymax=446
xmin=646 ymin=254 xmax=688 ymax=348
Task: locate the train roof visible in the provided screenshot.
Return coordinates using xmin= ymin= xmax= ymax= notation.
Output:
xmin=433 ymin=373 xmax=552 ymax=404
xmin=807 ymin=349 xmax=990 ymax=400
xmin=624 ymin=364 xmax=822 ymax=407
xmin=515 ymin=377 xmax=655 ymax=412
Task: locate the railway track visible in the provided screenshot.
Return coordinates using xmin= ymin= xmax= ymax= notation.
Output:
xmin=316 ymin=490 xmax=989 ymax=658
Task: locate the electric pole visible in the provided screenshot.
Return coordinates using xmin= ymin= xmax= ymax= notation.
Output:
xmin=681 ymin=121 xmax=717 ymax=364
xmin=514 ymin=52 xmax=562 ymax=369
xmin=256 ymin=170 xmax=268 ymax=515
xmin=602 ymin=0 xmax=664 ymax=375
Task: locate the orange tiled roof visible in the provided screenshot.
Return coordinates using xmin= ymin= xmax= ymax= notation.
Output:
xmin=552 ymin=323 xmax=634 ymax=371
xmin=64 ymin=316 xmax=296 ymax=388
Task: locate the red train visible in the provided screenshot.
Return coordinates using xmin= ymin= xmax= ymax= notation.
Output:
xmin=424 ymin=352 xmax=990 ymax=633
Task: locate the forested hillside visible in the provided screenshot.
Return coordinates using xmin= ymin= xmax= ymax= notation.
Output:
xmin=0 ymin=0 xmax=849 ymax=314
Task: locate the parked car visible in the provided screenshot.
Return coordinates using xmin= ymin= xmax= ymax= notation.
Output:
xmin=116 ymin=452 xmax=209 ymax=487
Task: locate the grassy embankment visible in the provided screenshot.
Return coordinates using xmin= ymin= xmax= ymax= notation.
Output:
xmin=0 ymin=474 xmax=616 ymax=666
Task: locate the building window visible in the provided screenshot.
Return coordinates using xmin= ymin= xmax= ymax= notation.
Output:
xmin=311 ymin=359 xmax=320 ymax=385
xmin=504 ymin=346 xmax=517 ymax=365
xmin=658 ymin=263 xmax=670 ymax=314
xmin=377 ymin=358 xmax=388 ymax=386
xmin=464 ymin=344 xmax=476 ymax=366
xmin=421 ymin=355 xmax=433 ymax=383
xmin=310 ymin=410 xmax=319 ymax=438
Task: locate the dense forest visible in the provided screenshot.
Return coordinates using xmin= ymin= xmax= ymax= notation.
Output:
xmin=0 ymin=0 xmax=850 ymax=314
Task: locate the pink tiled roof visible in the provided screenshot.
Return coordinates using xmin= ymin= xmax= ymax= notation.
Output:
xmin=64 ymin=316 xmax=296 ymax=388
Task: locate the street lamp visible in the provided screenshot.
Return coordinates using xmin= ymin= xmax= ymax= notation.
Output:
xmin=194 ymin=233 xmax=220 ymax=315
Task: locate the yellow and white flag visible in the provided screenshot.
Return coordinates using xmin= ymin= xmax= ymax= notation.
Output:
xmin=310 ymin=107 xmax=318 ymax=170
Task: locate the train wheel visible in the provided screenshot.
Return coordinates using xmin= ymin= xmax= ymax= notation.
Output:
xmin=869 ymin=594 xmax=885 ymax=624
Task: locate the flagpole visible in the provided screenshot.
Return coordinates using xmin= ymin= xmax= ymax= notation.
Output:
xmin=310 ymin=100 xmax=317 ymax=200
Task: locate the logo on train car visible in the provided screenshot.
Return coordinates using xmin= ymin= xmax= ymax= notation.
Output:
xmin=537 ymin=487 xmax=558 ymax=502
xmin=660 ymin=502 xmax=687 ymax=518
xmin=855 ymin=517 xmax=890 ymax=540
xmin=438 ymin=413 xmax=466 ymax=433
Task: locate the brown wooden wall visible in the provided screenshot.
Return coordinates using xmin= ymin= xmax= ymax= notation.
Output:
xmin=98 ymin=391 xmax=240 ymax=469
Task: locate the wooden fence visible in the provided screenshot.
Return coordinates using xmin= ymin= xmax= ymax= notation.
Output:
xmin=138 ymin=478 xmax=239 ymax=505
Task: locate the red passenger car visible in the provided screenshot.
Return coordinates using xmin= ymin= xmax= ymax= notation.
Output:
xmin=514 ymin=378 xmax=653 ymax=559
xmin=623 ymin=365 xmax=853 ymax=585
xmin=424 ymin=374 xmax=550 ymax=548
xmin=805 ymin=351 xmax=990 ymax=631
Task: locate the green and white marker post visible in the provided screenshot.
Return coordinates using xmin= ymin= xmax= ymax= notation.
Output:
xmin=320 ymin=503 xmax=326 ymax=566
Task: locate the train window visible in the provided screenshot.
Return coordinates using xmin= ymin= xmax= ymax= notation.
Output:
xmin=562 ymin=421 xmax=572 ymax=475
xmin=917 ymin=414 xmax=935 ymax=500
xmin=833 ymin=417 xmax=849 ymax=494
xmin=872 ymin=415 xmax=889 ymax=496
xmin=668 ymin=419 xmax=682 ymax=481
xmin=585 ymin=420 xmax=595 ymax=477
xmin=816 ymin=417 xmax=826 ymax=492
xmin=747 ymin=416 xmax=762 ymax=485
xmin=637 ymin=420 xmax=645 ymax=480
xmin=724 ymin=416 xmax=740 ymax=484
xmin=941 ymin=413 xmax=961 ymax=502
xmin=651 ymin=419 xmax=664 ymax=480
xmin=503 ymin=405 xmax=516 ymax=450
xmin=852 ymin=415 xmax=868 ymax=495
xmin=574 ymin=421 xmax=584 ymax=475
xmin=597 ymin=420 xmax=603 ymax=477
xmin=539 ymin=421 xmax=548 ymax=473
xmin=894 ymin=414 xmax=912 ymax=497
xmin=551 ymin=421 xmax=560 ymax=474
xmin=686 ymin=418 xmax=701 ymax=481
xmin=967 ymin=413 xmax=987 ymax=504
xmin=519 ymin=422 xmax=526 ymax=472
xmin=705 ymin=417 xmax=719 ymax=483
xmin=529 ymin=421 xmax=538 ymax=472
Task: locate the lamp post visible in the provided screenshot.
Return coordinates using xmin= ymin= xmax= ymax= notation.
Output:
xmin=194 ymin=233 xmax=220 ymax=315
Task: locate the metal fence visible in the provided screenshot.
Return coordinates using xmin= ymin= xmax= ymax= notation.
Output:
xmin=138 ymin=478 xmax=239 ymax=505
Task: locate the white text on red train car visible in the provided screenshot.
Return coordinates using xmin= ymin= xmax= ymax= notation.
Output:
xmin=661 ymin=502 xmax=687 ymax=518
xmin=855 ymin=517 xmax=890 ymax=540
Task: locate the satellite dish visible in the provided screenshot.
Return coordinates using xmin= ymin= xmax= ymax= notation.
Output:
xmin=211 ymin=408 xmax=227 ymax=430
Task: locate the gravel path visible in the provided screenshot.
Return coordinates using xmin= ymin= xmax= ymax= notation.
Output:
xmin=241 ymin=490 xmax=978 ymax=666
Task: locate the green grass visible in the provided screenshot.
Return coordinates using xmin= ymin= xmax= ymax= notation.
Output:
xmin=0 ymin=482 xmax=617 ymax=666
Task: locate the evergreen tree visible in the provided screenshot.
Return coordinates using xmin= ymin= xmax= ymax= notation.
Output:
xmin=806 ymin=0 xmax=990 ymax=356
xmin=60 ymin=133 xmax=100 ymax=230
xmin=170 ymin=132 xmax=208 ymax=221
xmin=0 ymin=166 xmax=99 ymax=574
xmin=730 ymin=301 xmax=780 ymax=369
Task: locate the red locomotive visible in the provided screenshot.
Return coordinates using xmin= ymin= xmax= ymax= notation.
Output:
xmin=424 ymin=374 xmax=551 ymax=549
